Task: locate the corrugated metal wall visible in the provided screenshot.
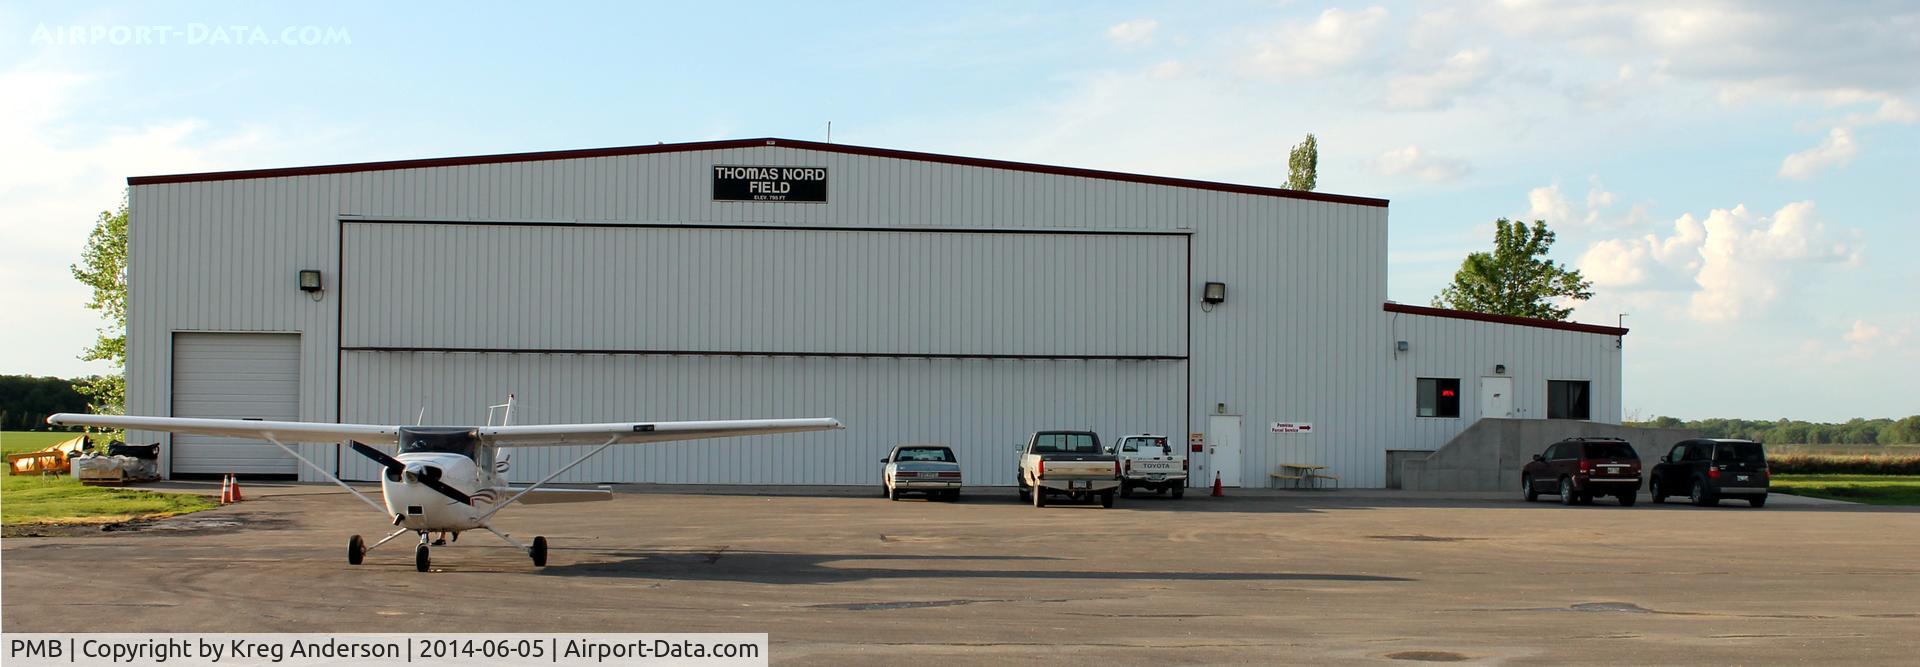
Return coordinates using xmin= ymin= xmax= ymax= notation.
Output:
xmin=339 ymin=352 xmax=1183 ymax=486
xmin=126 ymin=143 xmax=1619 ymax=487
xmin=341 ymin=224 xmax=1186 ymax=356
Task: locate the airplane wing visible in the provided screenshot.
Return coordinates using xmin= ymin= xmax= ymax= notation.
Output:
xmin=45 ymin=414 xmax=400 ymax=445
xmin=482 ymin=417 xmax=844 ymax=446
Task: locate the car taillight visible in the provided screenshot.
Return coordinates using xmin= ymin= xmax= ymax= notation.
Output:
xmin=1038 ymin=460 xmax=1046 ymax=479
xmin=1579 ymin=460 xmax=1593 ymax=473
xmin=1708 ymin=468 xmax=1720 ymax=480
xmin=1124 ymin=459 xmax=1131 ymax=474
xmin=1114 ymin=460 xmax=1122 ymax=477
xmin=1183 ymin=458 xmax=1189 ymax=471
xmin=936 ymin=472 xmax=961 ymax=478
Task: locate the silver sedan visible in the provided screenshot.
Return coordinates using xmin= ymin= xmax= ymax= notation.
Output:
xmin=881 ymin=444 xmax=963 ymax=501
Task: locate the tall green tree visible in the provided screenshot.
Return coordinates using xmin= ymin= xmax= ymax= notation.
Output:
xmin=71 ymin=200 xmax=129 ymax=415
xmin=1287 ymin=133 xmax=1317 ymax=191
xmin=1432 ymin=218 xmax=1593 ymax=320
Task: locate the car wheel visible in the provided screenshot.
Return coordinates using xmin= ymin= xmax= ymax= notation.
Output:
xmin=887 ymin=484 xmax=900 ymax=501
xmin=1523 ymin=475 xmax=1539 ymax=502
xmin=1649 ymin=476 xmax=1666 ymax=503
xmin=1559 ymin=477 xmax=1576 ymax=506
xmin=1617 ymin=493 xmax=1636 ymax=507
xmin=1171 ymin=485 xmax=1185 ymax=499
xmin=1748 ymin=495 xmax=1766 ymax=508
xmin=1099 ymin=491 xmax=1115 ymax=508
xmin=1121 ymin=483 xmax=1133 ymax=498
xmin=1690 ymin=478 xmax=1717 ymax=507
xmin=1033 ymin=487 xmax=1047 ymax=508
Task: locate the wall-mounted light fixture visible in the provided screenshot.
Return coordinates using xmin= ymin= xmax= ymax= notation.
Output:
xmin=1201 ymin=282 xmax=1227 ymax=312
xmin=1494 ymin=364 xmax=1507 ymax=375
xmin=298 ymin=270 xmax=324 ymax=301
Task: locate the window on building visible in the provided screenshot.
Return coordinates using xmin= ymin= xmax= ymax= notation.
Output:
xmin=1417 ymin=378 xmax=1461 ymax=418
xmin=1548 ymin=380 xmax=1591 ymax=420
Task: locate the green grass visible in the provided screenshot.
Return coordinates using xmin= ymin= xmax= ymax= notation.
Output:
xmin=2 ymin=431 xmax=217 ymax=526
xmin=1772 ymin=474 xmax=1920 ymax=506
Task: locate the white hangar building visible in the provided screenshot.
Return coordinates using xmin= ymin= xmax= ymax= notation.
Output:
xmin=120 ymin=138 xmax=1628 ymax=488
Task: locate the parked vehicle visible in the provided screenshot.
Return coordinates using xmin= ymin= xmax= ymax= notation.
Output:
xmin=1015 ymin=431 xmax=1120 ymax=508
xmin=1521 ymin=437 xmax=1642 ymax=506
xmin=1649 ymin=439 xmax=1769 ymax=507
xmin=1115 ymin=434 xmax=1186 ymax=498
xmin=880 ymin=444 xmax=963 ymax=501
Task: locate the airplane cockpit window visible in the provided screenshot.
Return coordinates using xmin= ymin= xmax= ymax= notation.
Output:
xmin=398 ymin=428 xmax=480 ymax=458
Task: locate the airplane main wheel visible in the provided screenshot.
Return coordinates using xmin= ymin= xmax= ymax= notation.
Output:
xmin=414 ymin=544 xmax=430 ymax=572
xmin=530 ymin=536 xmax=548 ymax=567
xmin=347 ymin=535 xmax=365 ymax=565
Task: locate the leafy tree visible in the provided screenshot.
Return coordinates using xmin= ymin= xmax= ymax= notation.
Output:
xmin=1626 ymin=415 xmax=1919 ymax=445
xmin=71 ymin=200 xmax=128 ymax=415
xmin=0 ymin=375 xmax=91 ymax=430
xmin=1432 ymin=218 xmax=1593 ymax=320
xmin=1287 ymin=133 xmax=1317 ymax=191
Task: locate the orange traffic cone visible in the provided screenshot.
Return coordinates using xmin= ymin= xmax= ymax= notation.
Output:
xmin=219 ymin=474 xmax=233 ymax=504
xmin=1211 ymin=471 xmax=1224 ymax=497
xmin=229 ymin=475 xmax=244 ymax=502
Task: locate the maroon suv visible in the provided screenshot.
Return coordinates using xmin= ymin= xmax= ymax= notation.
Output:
xmin=1521 ymin=437 xmax=1642 ymax=506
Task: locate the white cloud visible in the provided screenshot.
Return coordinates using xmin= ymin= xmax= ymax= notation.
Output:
xmin=1372 ymin=145 xmax=1471 ymax=184
xmin=1777 ymin=127 xmax=1857 ymax=180
xmin=1386 ymin=48 xmax=1496 ymax=110
xmin=1526 ymin=183 xmax=1575 ymax=227
xmin=1577 ymin=214 xmax=1704 ymax=287
xmin=1106 ymin=19 xmax=1159 ymax=48
xmin=1249 ymin=6 xmax=1390 ymax=77
xmin=1479 ymin=2 xmax=1920 ymax=99
xmin=1802 ymin=319 xmax=1915 ymax=362
xmin=1843 ymin=320 xmax=1886 ymax=346
xmin=1574 ymin=201 xmax=1858 ymax=322
xmin=0 ymin=61 xmax=341 ymax=377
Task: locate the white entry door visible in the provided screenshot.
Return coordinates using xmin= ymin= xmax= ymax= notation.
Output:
xmin=1479 ymin=377 xmax=1514 ymax=419
xmin=1206 ymin=415 xmax=1243 ymax=487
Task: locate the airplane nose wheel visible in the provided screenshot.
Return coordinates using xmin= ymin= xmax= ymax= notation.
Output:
xmin=530 ymin=536 xmax=548 ymax=567
xmin=347 ymin=535 xmax=365 ymax=565
xmin=415 ymin=543 xmax=431 ymax=572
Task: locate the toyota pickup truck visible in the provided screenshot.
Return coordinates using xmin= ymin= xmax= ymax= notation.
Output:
xmin=1116 ymin=434 xmax=1187 ymax=498
xmin=1014 ymin=430 xmax=1120 ymax=508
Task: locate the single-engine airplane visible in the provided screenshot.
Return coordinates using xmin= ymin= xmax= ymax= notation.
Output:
xmin=47 ymin=397 xmax=842 ymax=571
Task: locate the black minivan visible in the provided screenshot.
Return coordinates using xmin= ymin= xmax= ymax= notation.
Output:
xmin=1649 ymin=439 xmax=1770 ymax=507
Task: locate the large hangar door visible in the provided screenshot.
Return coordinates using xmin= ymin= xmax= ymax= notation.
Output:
xmin=171 ymin=332 xmax=300 ymax=476
xmin=339 ymin=223 xmax=1187 ymax=485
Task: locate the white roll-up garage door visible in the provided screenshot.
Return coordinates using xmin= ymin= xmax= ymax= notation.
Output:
xmin=171 ymin=333 xmax=300 ymax=476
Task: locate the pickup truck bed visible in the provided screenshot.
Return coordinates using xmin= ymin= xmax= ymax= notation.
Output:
xmin=1015 ymin=431 xmax=1120 ymax=508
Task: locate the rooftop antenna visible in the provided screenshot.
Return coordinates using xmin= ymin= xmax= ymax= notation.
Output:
xmin=826 ymin=121 xmax=832 ymax=143
xmin=415 ymin=404 xmax=427 ymax=426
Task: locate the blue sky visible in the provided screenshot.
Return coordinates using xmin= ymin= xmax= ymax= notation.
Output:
xmin=1 ymin=1 xmax=1915 ymax=421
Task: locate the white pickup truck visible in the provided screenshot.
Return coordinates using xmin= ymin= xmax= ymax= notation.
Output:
xmin=1116 ymin=434 xmax=1187 ymax=498
xmin=1015 ymin=430 xmax=1120 ymax=508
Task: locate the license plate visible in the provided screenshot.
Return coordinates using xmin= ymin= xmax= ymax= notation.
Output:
xmin=1147 ymin=474 xmax=1165 ymax=481
xmin=1071 ymin=480 xmax=1088 ymax=489
xmin=1737 ymin=475 xmax=1749 ymax=482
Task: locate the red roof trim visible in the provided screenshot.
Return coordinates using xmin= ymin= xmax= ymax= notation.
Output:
xmin=1383 ymin=302 xmax=1628 ymax=336
xmin=126 ymin=137 xmax=1388 ymax=208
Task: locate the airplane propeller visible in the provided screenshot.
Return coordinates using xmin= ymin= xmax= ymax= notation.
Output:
xmin=348 ymin=441 xmax=473 ymax=505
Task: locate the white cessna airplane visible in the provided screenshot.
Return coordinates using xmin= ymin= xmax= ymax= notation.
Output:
xmin=48 ymin=397 xmax=841 ymax=572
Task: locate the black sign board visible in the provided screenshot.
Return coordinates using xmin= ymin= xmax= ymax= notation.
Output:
xmin=712 ymin=165 xmax=828 ymax=202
